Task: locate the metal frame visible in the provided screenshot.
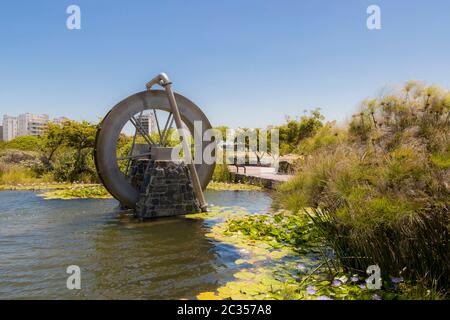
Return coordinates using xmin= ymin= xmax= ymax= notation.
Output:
xmin=94 ymin=74 xmax=214 ymax=211
xmin=146 ymin=73 xmax=207 ymax=211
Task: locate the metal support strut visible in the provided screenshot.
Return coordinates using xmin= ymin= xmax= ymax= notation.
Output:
xmin=146 ymin=73 xmax=208 ymax=212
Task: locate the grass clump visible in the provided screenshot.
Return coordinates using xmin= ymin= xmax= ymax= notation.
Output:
xmin=276 ymin=81 xmax=450 ymax=295
xmin=212 ymin=164 xmax=232 ymax=182
xmin=0 ymin=165 xmax=39 ymax=185
xmin=207 ymin=181 xmax=262 ymax=191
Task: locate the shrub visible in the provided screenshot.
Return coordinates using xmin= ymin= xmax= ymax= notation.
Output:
xmin=0 ymin=165 xmax=38 ymax=184
xmin=308 ymin=205 xmax=449 ymax=290
xmin=296 ymin=122 xmax=347 ymax=155
xmin=276 ymin=81 xmax=450 ymax=292
xmin=212 ymin=164 xmax=232 ymax=182
xmin=278 ymin=109 xmax=325 ymax=155
xmin=0 ymin=149 xmax=46 ymax=179
xmin=0 ymin=136 xmax=42 ymax=151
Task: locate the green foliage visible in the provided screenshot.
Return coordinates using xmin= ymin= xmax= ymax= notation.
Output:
xmin=207 ymin=181 xmax=262 ymax=191
xmin=0 ymin=150 xmax=44 ymax=184
xmin=40 ymin=185 xmax=111 ymax=199
xmin=296 ymin=122 xmax=346 ymax=155
xmin=196 ymin=207 xmax=373 ymax=300
xmin=226 ymin=212 xmax=320 ymax=250
xmin=212 ymin=164 xmax=232 ymax=182
xmin=44 ymin=120 xmax=97 ymax=182
xmin=278 ymin=109 xmax=324 ymax=155
xmin=276 ymin=81 xmax=450 ymax=293
xmin=0 ymin=165 xmax=38 ymax=184
xmin=431 ymin=151 xmax=450 ymax=169
xmin=309 ymin=206 xmax=449 ymax=294
xmin=0 ymin=136 xmax=42 ymax=151
xmin=40 ymin=122 xmax=65 ymax=166
xmin=0 ymin=120 xmax=99 ymax=184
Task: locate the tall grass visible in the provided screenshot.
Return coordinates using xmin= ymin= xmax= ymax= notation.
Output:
xmin=276 ymin=81 xmax=450 ymax=293
xmin=0 ymin=165 xmax=39 ymax=184
xmin=212 ymin=164 xmax=232 ymax=182
xmin=0 ymin=150 xmax=55 ymax=185
xmin=307 ymin=205 xmax=449 ymax=290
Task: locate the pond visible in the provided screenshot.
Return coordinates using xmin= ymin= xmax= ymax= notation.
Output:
xmin=0 ymin=190 xmax=271 ymax=299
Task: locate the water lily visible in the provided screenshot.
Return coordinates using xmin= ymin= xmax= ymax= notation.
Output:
xmin=372 ymin=294 xmax=382 ymax=300
xmin=296 ymin=263 xmax=307 ymax=272
xmin=332 ymin=279 xmax=342 ymax=287
xmin=316 ymin=295 xmax=332 ymax=300
xmin=306 ymin=286 xmax=317 ymax=295
xmin=391 ymin=277 xmax=402 ymax=284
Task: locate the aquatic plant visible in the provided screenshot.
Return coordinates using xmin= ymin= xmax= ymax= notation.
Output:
xmin=207 ymin=181 xmax=262 ymax=191
xmin=225 ymin=211 xmax=320 ymax=251
xmin=40 ymin=185 xmax=112 ymax=199
xmin=192 ymin=208 xmax=372 ymax=300
xmin=276 ymin=81 xmax=450 ymax=294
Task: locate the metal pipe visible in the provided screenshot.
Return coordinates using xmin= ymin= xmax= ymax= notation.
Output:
xmin=145 ymin=73 xmax=171 ymax=90
xmin=146 ymin=73 xmax=208 ymax=212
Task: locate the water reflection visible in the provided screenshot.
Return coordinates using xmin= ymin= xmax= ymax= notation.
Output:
xmin=0 ymin=190 xmax=271 ymax=299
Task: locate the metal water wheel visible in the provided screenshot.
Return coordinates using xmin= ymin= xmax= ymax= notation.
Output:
xmin=94 ymin=74 xmax=215 ymax=209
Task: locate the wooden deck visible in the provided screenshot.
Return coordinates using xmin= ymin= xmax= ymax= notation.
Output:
xmin=227 ymin=166 xmax=294 ymax=189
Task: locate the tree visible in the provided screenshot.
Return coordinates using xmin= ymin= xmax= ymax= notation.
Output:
xmin=2 ymin=136 xmax=42 ymax=152
xmin=62 ymin=121 xmax=97 ymax=181
xmin=40 ymin=122 xmax=65 ymax=169
xmin=277 ymin=109 xmax=324 ymax=155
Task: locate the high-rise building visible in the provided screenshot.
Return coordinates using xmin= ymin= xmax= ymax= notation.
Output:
xmin=18 ymin=113 xmax=49 ymax=137
xmin=3 ymin=115 xmax=18 ymax=141
xmin=137 ymin=112 xmax=157 ymax=135
xmin=53 ymin=116 xmax=70 ymax=125
xmin=0 ymin=125 xmax=3 ymax=141
xmin=2 ymin=113 xmax=50 ymax=141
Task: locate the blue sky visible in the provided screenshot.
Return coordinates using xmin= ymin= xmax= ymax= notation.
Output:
xmin=1 ymin=0 xmax=449 ymax=128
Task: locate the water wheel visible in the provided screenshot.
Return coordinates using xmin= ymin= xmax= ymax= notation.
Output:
xmin=94 ymin=83 xmax=215 ymax=209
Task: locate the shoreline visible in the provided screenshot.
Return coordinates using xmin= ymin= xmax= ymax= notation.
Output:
xmin=0 ymin=181 xmax=264 ymax=200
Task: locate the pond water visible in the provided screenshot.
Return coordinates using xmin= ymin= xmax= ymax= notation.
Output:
xmin=0 ymin=190 xmax=272 ymax=299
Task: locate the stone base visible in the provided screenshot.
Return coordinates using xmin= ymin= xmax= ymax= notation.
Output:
xmin=133 ymin=161 xmax=201 ymax=219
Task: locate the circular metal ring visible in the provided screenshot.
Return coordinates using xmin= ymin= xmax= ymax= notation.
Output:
xmin=94 ymin=90 xmax=215 ymax=208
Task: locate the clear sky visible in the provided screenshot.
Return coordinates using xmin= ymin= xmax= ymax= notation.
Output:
xmin=1 ymin=0 xmax=449 ymax=128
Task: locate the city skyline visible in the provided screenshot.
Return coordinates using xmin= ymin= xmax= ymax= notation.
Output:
xmin=1 ymin=1 xmax=450 ymax=128
xmin=0 ymin=111 xmax=161 ymax=141
xmin=1 ymin=113 xmax=70 ymax=141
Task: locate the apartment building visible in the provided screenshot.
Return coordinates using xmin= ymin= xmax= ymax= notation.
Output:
xmin=2 ymin=113 xmax=50 ymax=141
xmin=2 ymin=115 xmax=18 ymax=141
xmin=137 ymin=112 xmax=157 ymax=135
xmin=18 ymin=113 xmax=49 ymax=137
